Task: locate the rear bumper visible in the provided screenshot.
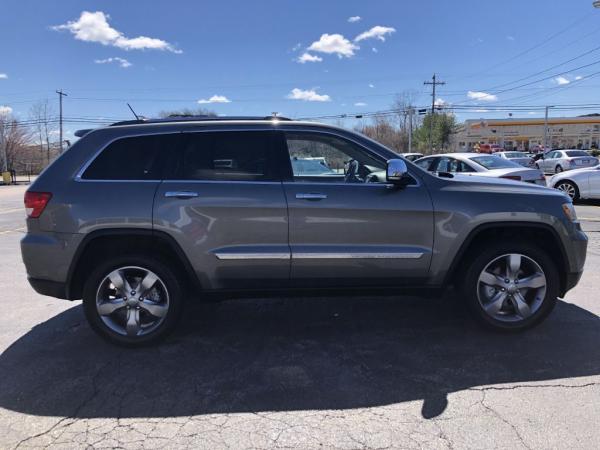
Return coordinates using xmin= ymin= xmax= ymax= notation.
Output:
xmin=27 ymin=277 xmax=69 ymax=299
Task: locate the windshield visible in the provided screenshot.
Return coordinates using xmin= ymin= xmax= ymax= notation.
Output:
xmin=290 ymin=158 xmax=336 ymax=175
xmin=565 ymin=150 xmax=590 ymax=157
xmin=503 ymin=152 xmax=528 ymax=158
xmin=470 ymin=156 xmax=522 ymax=170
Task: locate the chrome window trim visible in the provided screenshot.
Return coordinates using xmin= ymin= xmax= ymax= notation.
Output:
xmin=74 ymin=125 xmax=423 ymax=186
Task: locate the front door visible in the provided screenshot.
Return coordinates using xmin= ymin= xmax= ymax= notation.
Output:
xmin=154 ymin=129 xmax=290 ymax=290
xmin=281 ymin=130 xmax=434 ymax=288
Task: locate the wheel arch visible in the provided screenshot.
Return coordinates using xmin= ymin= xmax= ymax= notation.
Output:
xmin=445 ymin=222 xmax=569 ymax=295
xmin=66 ymin=229 xmax=200 ymax=300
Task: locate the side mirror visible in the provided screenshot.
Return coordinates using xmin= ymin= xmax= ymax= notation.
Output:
xmin=386 ymin=158 xmax=408 ymax=184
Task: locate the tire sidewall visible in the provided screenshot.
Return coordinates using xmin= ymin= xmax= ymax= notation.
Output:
xmin=83 ymin=255 xmax=183 ymax=346
xmin=461 ymin=242 xmax=559 ymax=331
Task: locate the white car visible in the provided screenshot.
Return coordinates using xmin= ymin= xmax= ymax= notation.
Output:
xmin=413 ymin=153 xmax=547 ymax=185
xmin=549 ymin=164 xmax=600 ymax=200
xmin=495 ymin=151 xmax=534 ymax=168
xmin=535 ymin=149 xmax=599 ymax=174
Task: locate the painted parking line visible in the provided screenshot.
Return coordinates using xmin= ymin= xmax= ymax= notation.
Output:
xmin=0 ymin=208 xmax=24 ymax=215
xmin=0 ymin=227 xmax=26 ymax=235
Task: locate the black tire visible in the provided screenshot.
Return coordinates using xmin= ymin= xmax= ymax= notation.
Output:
xmin=555 ymin=180 xmax=580 ymax=202
xmin=460 ymin=241 xmax=559 ymax=331
xmin=555 ymin=165 xmax=563 ymax=173
xmin=83 ymin=255 xmax=183 ymax=347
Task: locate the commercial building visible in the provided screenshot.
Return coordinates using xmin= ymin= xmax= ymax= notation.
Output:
xmin=453 ymin=115 xmax=600 ymax=152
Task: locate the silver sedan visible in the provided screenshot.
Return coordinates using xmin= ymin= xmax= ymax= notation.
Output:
xmin=549 ymin=164 xmax=600 ymax=201
xmin=535 ymin=149 xmax=599 ymax=174
xmin=495 ymin=151 xmax=534 ymax=167
xmin=413 ymin=153 xmax=547 ymax=185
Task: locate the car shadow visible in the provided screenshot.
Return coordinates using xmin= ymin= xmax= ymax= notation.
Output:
xmin=0 ymin=294 xmax=599 ymax=420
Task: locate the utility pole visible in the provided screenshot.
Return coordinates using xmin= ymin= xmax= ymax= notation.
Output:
xmin=56 ymin=89 xmax=67 ymax=153
xmin=408 ymin=107 xmax=413 ymax=153
xmin=543 ymin=105 xmax=551 ymax=150
xmin=424 ymin=74 xmax=445 ymax=153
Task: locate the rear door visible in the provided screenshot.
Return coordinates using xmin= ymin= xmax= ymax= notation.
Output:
xmin=153 ymin=129 xmax=290 ymax=290
xmin=281 ymin=130 xmax=434 ymax=288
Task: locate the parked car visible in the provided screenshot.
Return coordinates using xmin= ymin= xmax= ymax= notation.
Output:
xmin=535 ymin=149 xmax=599 ymax=174
xmin=413 ymin=153 xmax=547 ymax=185
xmin=495 ymin=151 xmax=535 ymax=167
xmin=291 ymin=157 xmax=338 ymax=177
xmin=399 ymin=152 xmax=423 ymax=162
xmin=549 ymin=164 xmax=600 ymax=201
xmin=21 ymin=117 xmax=587 ymax=346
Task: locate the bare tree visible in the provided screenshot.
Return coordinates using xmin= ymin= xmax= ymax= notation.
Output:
xmin=29 ymin=100 xmax=57 ymax=166
xmin=158 ymin=107 xmax=216 ymax=118
xmin=0 ymin=113 xmax=31 ymax=173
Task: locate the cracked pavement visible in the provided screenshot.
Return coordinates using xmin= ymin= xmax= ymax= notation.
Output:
xmin=1 ymin=185 xmax=599 ymax=449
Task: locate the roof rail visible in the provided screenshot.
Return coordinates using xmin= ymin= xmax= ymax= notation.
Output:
xmin=108 ymin=115 xmax=292 ymax=127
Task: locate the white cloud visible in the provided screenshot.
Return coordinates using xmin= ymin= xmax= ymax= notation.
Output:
xmin=291 ymin=42 xmax=302 ymax=52
xmin=434 ymin=98 xmax=448 ymax=107
xmin=528 ymin=111 xmax=538 ymax=115
xmin=554 ymin=76 xmax=570 ymax=85
xmin=197 ymin=95 xmax=231 ymax=104
xmin=575 ymin=75 xmax=583 ymax=80
xmin=372 ymin=47 xmax=378 ymax=53
xmin=297 ymin=52 xmax=323 ymax=63
xmin=0 ymin=73 xmax=7 ymax=79
xmin=474 ymin=109 xmax=489 ymax=113
xmin=348 ymin=16 xmax=361 ymax=23
xmin=506 ymin=35 xmax=515 ymax=41
xmin=287 ymin=88 xmax=331 ymax=102
xmin=308 ymin=33 xmax=358 ymax=58
xmin=354 ymin=25 xmax=396 ymax=42
xmin=94 ymin=57 xmax=132 ymax=68
xmin=467 ymin=91 xmax=498 ymax=102
xmin=52 ymin=11 xmax=182 ymax=53
xmin=354 ymin=102 xmax=367 ymax=106
xmin=368 ymin=83 xmax=375 ymax=88
xmin=0 ymin=105 xmax=13 ymax=115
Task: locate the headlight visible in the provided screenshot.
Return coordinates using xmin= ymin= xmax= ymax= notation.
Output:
xmin=562 ymin=202 xmax=578 ymax=222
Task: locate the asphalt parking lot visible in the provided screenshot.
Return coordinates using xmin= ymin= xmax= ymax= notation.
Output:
xmin=0 ymin=184 xmax=599 ymax=449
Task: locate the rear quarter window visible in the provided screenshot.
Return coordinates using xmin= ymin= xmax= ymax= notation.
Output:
xmin=82 ymin=134 xmax=177 ymax=180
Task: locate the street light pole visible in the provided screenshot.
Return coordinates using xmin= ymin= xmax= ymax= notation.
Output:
xmin=56 ymin=89 xmax=67 ymax=154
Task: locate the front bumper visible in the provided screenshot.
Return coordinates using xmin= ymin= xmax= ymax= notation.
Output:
xmin=28 ymin=277 xmax=69 ymax=299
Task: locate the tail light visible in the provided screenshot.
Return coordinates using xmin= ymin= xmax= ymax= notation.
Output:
xmin=24 ymin=191 xmax=52 ymax=218
xmin=501 ymin=175 xmax=522 ymax=181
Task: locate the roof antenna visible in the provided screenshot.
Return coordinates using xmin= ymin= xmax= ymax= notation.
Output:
xmin=127 ymin=103 xmax=140 ymax=120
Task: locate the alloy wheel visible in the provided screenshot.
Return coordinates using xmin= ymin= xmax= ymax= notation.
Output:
xmin=477 ymin=254 xmax=546 ymax=323
xmin=556 ymin=182 xmax=576 ymax=200
xmin=95 ymin=266 xmax=170 ymax=337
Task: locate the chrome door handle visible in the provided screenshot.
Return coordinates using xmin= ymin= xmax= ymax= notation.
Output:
xmin=164 ymin=191 xmax=199 ymax=199
xmin=296 ymin=193 xmax=327 ymax=200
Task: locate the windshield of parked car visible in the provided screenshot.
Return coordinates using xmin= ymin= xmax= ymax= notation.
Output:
xmin=503 ymin=152 xmax=528 ymax=158
xmin=565 ymin=150 xmax=590 ymax=157
xmin=290 ymin=157 xmax=337 ymax=175
xmin=469 ymin=156 xmax=522 ymax=170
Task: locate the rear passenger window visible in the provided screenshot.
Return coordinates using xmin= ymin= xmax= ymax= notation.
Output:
xmin=176 ymin=131 xmax=276 ymax=181
xmin=82 ymin=134 xmax=175 ymax=180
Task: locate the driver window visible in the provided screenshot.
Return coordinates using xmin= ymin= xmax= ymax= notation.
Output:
xmin=285 ymin=132 xmax=386 ymax=183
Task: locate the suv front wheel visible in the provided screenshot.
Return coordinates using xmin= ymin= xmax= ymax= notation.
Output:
xmin=461 ymin=241 xmax=559 ymax=331
xmin=83 ymin=256 xmax=183 ymax=346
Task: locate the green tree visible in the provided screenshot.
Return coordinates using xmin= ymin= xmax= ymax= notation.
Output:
xmin=414 ymin=113 xmax=458 ymax=153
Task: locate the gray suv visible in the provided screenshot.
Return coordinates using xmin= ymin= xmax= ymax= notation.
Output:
xmin=21 ymin=117 xmax=588 ymax=346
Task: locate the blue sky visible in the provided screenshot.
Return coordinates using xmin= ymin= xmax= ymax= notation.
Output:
xmin=1 ymin=0 xmax=600 ymax=138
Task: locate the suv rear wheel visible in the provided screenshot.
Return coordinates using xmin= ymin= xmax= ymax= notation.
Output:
xmin=461 ymin=241 xmax=558 ymax=331
xmin=83 ymin=256 xmax=183 ymax=346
